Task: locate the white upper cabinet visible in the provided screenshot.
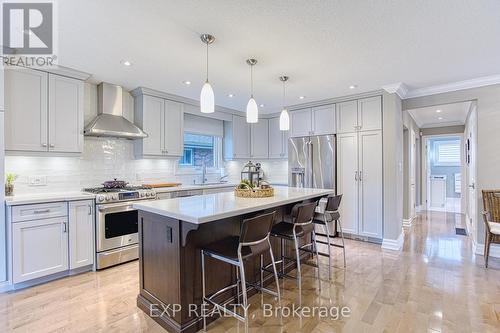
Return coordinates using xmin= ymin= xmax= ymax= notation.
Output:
xmin=134 ymin=94 xmax=184 ymax=157
xmin=290 ymin=105 xmax=336 ymax=137
xmin=48 ymin=74 xmax=84 ymax=153
xmin=5 ymin=68 xmax=48 ymax=151
xmin=312 ymin=104 xmax=336 ymax=136
xmin=164 ymin=100 xmax=184 ymax=156
xmin=69 ymin=200 xmax=94 ymax=270
xmin=268 ymin=117 xmax=288 ymax=159
xmin=5 ymin=68 xmax=84 ymax=153
xmin=224 ymin=115 xmax=250 ymax=160
xmin=337 ymin=96 xmax=382 ymax=133
xmin=336 ymin=100 xmax=358 ymax=133
xmin=358 ymin=96 xmax=382 ymax=131
xmin=290 ymin=108 xmax=312 ymax=137
xmin=250 ymin=119 xmax=269 ymax=159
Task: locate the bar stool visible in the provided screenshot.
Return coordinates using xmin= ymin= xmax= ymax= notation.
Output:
xmin=200 ymin=211 xmax=281 ymax=331
xmin=312 ymin=194 xmax=345 ymax=279
xmin=268 ymin=201 xmax=322 ymax=293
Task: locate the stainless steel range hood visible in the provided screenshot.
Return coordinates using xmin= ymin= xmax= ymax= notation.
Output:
xmin=84 ymin=83 xmax=148 ymax=139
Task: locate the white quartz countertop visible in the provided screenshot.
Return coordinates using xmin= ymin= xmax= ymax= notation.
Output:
xmin=133 ymin=186 xmax=334 ymax=224
xmin=5 ymin=192 xmax=95 ymax=206
xmin=153 ymin=183 xmax=237 ymax=193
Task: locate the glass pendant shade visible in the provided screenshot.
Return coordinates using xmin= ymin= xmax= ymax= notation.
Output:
xmin=279 ymin=108 xmax=290 ymax=130
xmin=246 ymin=97 xmax=258 ymax=123
xmin=200 ymin=82 xmax=214 ymax=113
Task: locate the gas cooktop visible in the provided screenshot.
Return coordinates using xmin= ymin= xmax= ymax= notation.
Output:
xmin=83 ymin=185 xmax=156 ymax=203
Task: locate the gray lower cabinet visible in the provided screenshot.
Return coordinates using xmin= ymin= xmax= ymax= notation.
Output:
xmin=10 ymin=200 xmax=94 ymax=285
xmin=12 ymin=216 xmax=69 ymax=283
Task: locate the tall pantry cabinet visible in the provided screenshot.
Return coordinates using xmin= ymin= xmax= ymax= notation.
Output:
xmin=336 ymin=96 xmax=383 ymax=239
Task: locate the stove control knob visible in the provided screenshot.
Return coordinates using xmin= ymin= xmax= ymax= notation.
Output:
xmin=105 ymin=195 xmax=111 ymax=201
xmin=97 ymin=195 xmax=105 ymax=202
xmin=146 ymin=192 xmax=151 ymax=197
xmin=141 ymin=192 xmax=146 ymax=197
xmin=112 ymin=194 xmax=119 ymax=200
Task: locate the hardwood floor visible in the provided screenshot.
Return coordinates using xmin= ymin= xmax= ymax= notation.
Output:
xmin=1 ymin=211 xmax=500 ymax=332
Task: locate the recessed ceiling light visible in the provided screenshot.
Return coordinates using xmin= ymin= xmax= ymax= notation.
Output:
xmin=438 ymin=117 xmax=443 ymax=120
xmin=228 ymin=93 xmax=234 ymax=98
xmin=183 ymin=80 xmax=191 ymax=85
xmin=299 ymin=96 xmax=305 ymax=100
xmin=436 ymin=109 xmax=442 ymax=113
xmin=259 ymin=104 xmax=265 ymax=107
xmin=349 ymin=85 xmax=358 ymax=89
xmin=121 ymin=60 xmax=132 ymax=66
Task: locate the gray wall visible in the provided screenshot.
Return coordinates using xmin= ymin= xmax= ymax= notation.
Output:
xmin=382 ymin=92 xmax=404 ymax=241
xmin=403 ymin=84 xmax=500 ymax=247
xmin=421 ymin=125 xmax=465 ymax=136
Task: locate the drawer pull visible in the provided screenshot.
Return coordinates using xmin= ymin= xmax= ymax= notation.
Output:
xmin=34 ymin=209 xmax=50 ymax=214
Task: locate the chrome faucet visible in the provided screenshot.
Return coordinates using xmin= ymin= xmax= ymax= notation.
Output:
xmin=201 ymin=159 xmax=207 ymax=184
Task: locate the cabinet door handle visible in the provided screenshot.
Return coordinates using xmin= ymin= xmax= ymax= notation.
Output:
xmin=88 ymin=204 xmax=92 ymax=215
xmin=62 ymin=222 xmax=67 ymax=233
xmin=359 ymin=171 xmax=363 ymax=181
xmin=41 ymin=143 xmax=47 ymax=147
xmin=355 ymin=171 xmax=358 ymax=181
xmin=34 ymin=209 xmax=50 ymax=214
xmin=49 ymin=144 xmax=55 ymax=148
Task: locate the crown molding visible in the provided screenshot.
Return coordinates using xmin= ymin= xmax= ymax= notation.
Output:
xmin=382 ymin=82 xmax=408 ymax=99
xmin=405 ymin=74 xmax=500 ymax=99
xmin=287 ymin=89 xmax=383 ymax=112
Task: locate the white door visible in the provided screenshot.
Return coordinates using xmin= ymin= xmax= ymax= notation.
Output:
xmin=5 ymin=68 xmax=48 ymax=151
xmin=358 ymin=96 xmax=382 ymax=131
xmin=48 ymin=74 xmax=84 ymax=153
xmin=142 ymin=95 xmax=164 ymax=155
xmin=164 ymin=100 xmax=184 ymax=156
xmin=12 ymin=217 xmax=69 ymax=283
xmin=430 ymin=176 xmax=446 ymax=209
xmin=69 ymin=201 xmax=94 ymax=269
xmin=336 ymin=100 xmax=358 ymax=133
xmin=409 ymin=129 xmax=416 ymax=218
xmin=268 ymin=117 xmax=284 ymax=158
xmin=312 ymin=104 xmax=336 ymax=135
xmin=251 ymin=119 xmax=269 ymax=159
xmin=337 ymin=132 xmax=359 ymax=235
xmin=232 ymin=115 xmax=251 ymax=158
xmin=290 ymin=108 xmax=312 ymax=137
xmin=358 ymin=130 xmax=383 ymax=238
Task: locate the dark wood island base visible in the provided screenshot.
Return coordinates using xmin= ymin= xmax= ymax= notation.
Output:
xmin=136 ymin=193 xmax=329 ymax=333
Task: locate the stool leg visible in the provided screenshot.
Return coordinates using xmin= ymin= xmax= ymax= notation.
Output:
xmin=312 ymin=229 xmax=322 ymax=291
xmin=324 ymin=217 xmax=332 ymax=280
xmin=260 ymin=254 xmax=264 ymax=305
xmin=280 ymin=237 xmax=285 ymax=275
xmin=237 ymin=259 xmax=249 ymax=329
xmin=292 ymin=228 xmax=302 ymax=305
xmin=268 ymin=239 xmax=282 ymax=324
xmin=236 ymin=265 xmax=240 ymax=305
xmin=338 ymin=218 xmax=346 ymax=268
xmin=201 ymin=250 xmax=207 ymax=332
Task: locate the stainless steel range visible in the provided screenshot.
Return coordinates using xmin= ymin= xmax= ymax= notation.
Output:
xmin=83 ymin=183 xmax=156 ymax=269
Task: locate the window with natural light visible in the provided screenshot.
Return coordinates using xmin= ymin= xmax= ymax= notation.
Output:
xmin=179 ymin=133 xmax=220 ymax=168
xmin=433 ymin=140 xmax=461 ymax=166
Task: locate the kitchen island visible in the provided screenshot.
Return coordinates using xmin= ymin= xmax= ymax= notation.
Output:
xmin=133 ymin=186 xmax=333 ymax=333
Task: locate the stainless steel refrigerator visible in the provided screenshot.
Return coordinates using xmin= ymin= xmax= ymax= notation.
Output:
xmin=288 ymin=135 xmax=336 ymax=190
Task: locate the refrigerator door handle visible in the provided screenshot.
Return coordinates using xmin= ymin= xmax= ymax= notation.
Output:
xmin=355 ymin=171 xmax=358 ymax=181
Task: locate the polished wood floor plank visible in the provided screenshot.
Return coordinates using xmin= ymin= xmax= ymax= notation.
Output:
xmin=1 ymin=211 xmax=500 ymax=332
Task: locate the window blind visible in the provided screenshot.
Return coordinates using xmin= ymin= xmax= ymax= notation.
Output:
xmin=435 ymin=140 xmax=460 ymax=165
xmin=184 ymin=113 xmax=224 ymax=137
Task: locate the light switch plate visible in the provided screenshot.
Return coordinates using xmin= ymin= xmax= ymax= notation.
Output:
xmin=28 ymin=175 xmax=47 ymax=186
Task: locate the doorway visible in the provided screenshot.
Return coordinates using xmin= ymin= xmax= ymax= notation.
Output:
xmin=424 ymin=135 xmax=463 ymax=213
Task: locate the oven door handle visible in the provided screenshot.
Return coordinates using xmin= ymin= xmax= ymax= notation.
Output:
xmin=96 ymin=199 xmax=156 ymax=212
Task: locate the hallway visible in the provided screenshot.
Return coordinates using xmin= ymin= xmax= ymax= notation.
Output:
xmin=1 ymin=212 xmax=499 ymax=332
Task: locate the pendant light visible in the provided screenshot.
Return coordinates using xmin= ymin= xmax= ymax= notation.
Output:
xmin=200 ymin=34 xmax=215 ymax=113
xmin=246 ymin=59 xmax=258 ymax=123
xmin=279 ymin=76 xmax=290 ymax=131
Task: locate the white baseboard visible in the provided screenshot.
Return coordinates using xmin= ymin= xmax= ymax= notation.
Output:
xmin=475 ymin=243 xmax=500 ymax=258
xmin=402 ymin=216 xmax=415 ymax=228
xmin=0 ymin=280 xmax=13 ymax=293
xmin=381 ymin=229 xmax=405 ymax=251
xmin=416 ymin=205 xmax=423 ymax=213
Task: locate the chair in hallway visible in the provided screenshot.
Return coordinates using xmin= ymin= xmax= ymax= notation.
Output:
xmin=481 ymin=190 xmax=500 ymax=268
xmin=312 ymin=194 xmax=346 ymax=278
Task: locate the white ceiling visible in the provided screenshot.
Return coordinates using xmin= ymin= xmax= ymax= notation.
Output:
xmin=407 ymin=101 xmax=471 ymax=128
xmin=57 ymin=0 xmax=500 ymax=113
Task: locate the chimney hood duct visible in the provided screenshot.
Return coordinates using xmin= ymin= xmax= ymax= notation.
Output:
xmin=84 ymin=83 xmax=148 ymax=139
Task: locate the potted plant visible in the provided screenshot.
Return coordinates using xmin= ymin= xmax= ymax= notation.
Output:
xmin=5 ymin=173 xmax=18 ymax=196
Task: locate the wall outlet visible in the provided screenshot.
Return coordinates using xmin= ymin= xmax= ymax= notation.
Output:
xmin=28 ymin=176 xmax=47 ymax=186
